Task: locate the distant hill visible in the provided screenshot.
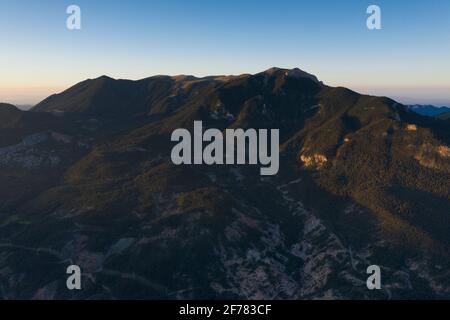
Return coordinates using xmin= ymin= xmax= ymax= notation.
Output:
xmin=408 ymin=104 xmax=450 ymax=117
xmin=0 ymin=103 xmax=22 ymax=124
xmin=15 ymin=104 xmax=33 ymax=111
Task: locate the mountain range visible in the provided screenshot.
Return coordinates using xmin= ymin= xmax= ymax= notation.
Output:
xmin=407 ymin=104 xmax=450 ymax=117
xmin=0 ymin=67 xmax=449 ymax=299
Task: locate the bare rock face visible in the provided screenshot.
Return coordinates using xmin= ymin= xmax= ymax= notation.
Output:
xmin=285 ymin=68 xmax=320 ymax=83
xmin=414 ymin=143 xmax=450 ymax=172
xmin=0 ymin=131 xmax=86 ymax=169
xmin=300 ymin=154 xmax=328 ymax=169
xmin=0 ymin=133 xmax=57 ymax=168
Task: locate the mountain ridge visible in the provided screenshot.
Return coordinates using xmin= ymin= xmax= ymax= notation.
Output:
xmin=408 ymin=104 xmax=450 ymax=117
xmin=31 ymin=67 xmax=322 ymax=115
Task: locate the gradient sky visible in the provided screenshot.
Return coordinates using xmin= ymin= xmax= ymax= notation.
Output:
xmin=1 ymin=0 xmax=450 ymax=106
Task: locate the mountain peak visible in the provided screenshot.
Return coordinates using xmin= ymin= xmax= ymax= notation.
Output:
xmin=286 ymin=68 xmax=319 ymax=82
xmin=261 ymin=67 xmax=320 ymax=83
xmin=92 ymin=75 xmax=115 ymax=81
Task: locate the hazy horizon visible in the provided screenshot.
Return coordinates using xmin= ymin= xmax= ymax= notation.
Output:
xmin=2 ymin=71 xmax=450 ymax=108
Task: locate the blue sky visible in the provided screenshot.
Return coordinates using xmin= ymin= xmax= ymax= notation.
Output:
xmin=1 ymin=0 xmax=450 ymax=106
